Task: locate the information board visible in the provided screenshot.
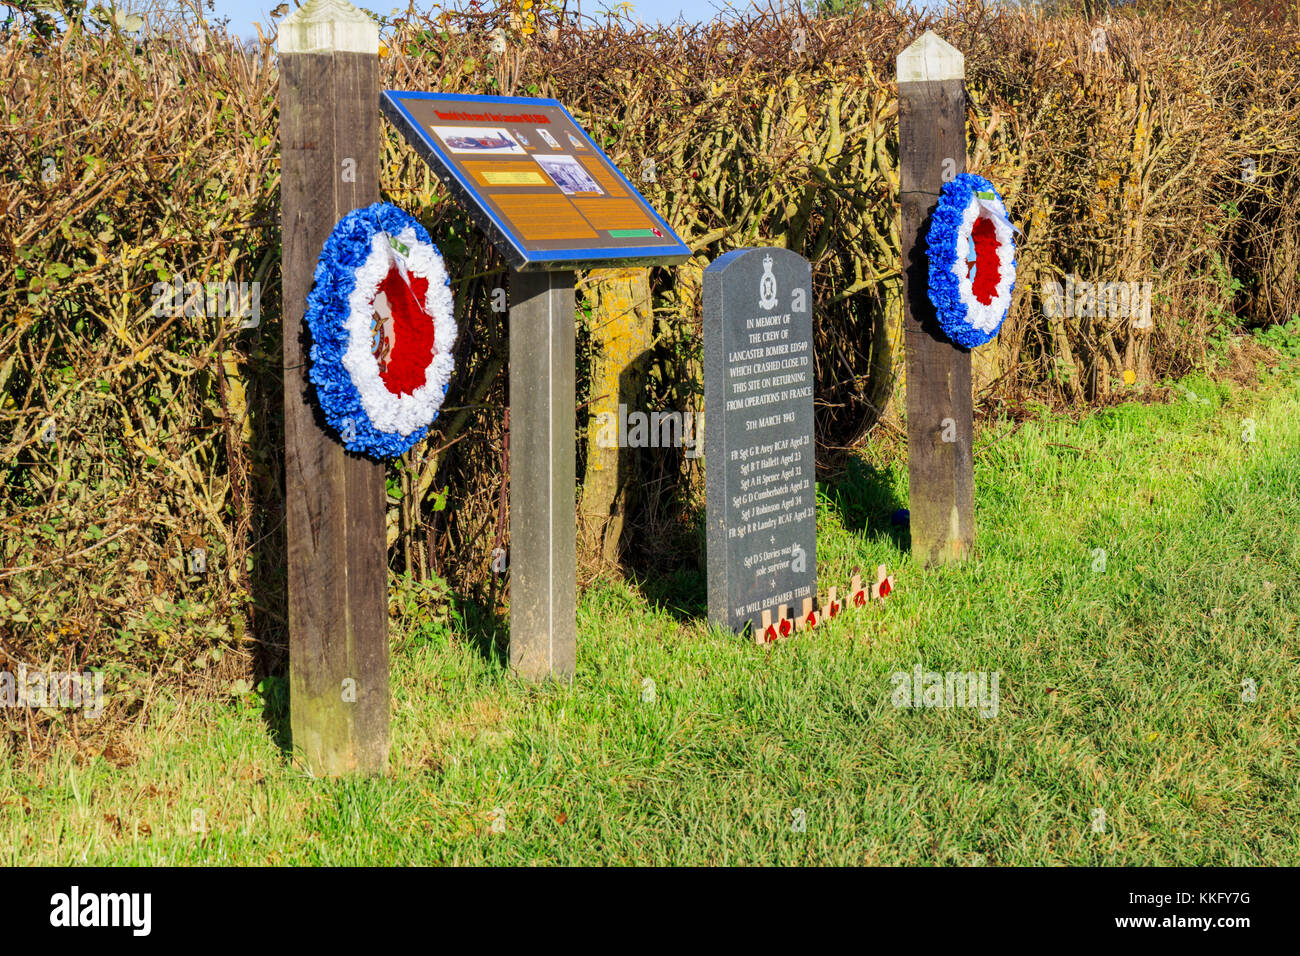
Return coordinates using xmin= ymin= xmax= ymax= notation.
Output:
xmin=381 ymin=92 xmax=691 ymax=272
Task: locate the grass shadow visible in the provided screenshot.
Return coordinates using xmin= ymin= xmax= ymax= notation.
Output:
xmin=456 ymin=595 xmax=509 ymax=670
xmin=820 ymin=455 xmax=910 ymax=552
xmin=257 ymin=674 xmax=292 ymax=755
xmin=637 ymin=562 xmax=707 ymax=624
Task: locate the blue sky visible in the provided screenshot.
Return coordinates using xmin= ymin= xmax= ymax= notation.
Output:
xmin=206 ymin=1 xmax=940 ymax=39
xmin=208 ymin=2 xmax=788 ymax=36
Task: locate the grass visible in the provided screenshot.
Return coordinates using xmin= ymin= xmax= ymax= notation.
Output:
xmin=3 ymin=367 xmax=1299 ymax=865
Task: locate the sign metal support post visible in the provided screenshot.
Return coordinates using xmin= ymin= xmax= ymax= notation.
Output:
xmin=507 ymin=269 xmax=577 ymax=681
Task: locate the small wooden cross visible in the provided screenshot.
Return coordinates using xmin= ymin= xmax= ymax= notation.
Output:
xmin=871 ymin=564 xmax=895 ymax=600
xmin=797 ymin=596 xmax=817 ymax=630
xmin=825 ymin=587 xmax=841 ymax=619
xmin=850 ymin=571 xmax=868 ymax=608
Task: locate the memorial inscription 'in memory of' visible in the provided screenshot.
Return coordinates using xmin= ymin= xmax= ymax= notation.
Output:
xmin=704 ymin=247 xmax=817 ymax=635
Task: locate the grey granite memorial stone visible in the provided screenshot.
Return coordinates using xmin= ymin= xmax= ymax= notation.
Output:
xmin=704 ymin=247 xmax=817 ymax=636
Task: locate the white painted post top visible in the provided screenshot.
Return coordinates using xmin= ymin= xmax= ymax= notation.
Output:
xmin=279 ymin=0 xmax=379 ymax=54
xmin=896 ymin=30 xmax=964 ymax=82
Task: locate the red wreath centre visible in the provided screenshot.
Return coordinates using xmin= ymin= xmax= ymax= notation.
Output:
xmin=371 ymin=262 xmax=435 ymax=397
xmin=967 ymin=215 xmax=1002 ymax=306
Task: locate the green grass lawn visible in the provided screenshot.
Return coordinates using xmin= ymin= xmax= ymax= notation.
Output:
xmin=4 ymin=368 xmax=1298 ymax=865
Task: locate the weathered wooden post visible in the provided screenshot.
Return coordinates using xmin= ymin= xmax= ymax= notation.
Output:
xmin=580 ymin=269 xmax=654 ymax=569
xmin=279 ymin=0 xmax=389 ymax=774
xmin=897 ymin=32 xmax=975 ymax=566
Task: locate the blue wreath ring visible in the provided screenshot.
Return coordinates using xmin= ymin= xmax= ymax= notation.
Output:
xmin=925 ymin=173 xmax=1017 ymax=349
xmin=305 ymin=202 xmax=457 ymax=459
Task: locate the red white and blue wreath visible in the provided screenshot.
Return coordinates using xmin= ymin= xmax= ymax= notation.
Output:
xmin=305 ymin=202 xmax=457 ymax=459
xmin=926 ymin=173 xmax=1017 ymax=349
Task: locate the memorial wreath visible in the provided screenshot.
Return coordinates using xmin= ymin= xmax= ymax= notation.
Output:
xmin=925 ymin=173 xmax=1017 ymax=349
xmin=305 ymin=202 xmax=457 ymax=459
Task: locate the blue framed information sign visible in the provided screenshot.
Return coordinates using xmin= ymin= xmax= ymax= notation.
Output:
xmin=380 ymin=91 xmax=691 ymax=272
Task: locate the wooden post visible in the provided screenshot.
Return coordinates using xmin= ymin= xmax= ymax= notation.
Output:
xmin=508 ymin=268 xmax=577 ymax=681
xmin=579 ymin=268 xmax=653 ymax=569
xmin=897 ymin=32 xmax=975 ymax=567
xmin=279 ymin=0 xmax=389 ymax=775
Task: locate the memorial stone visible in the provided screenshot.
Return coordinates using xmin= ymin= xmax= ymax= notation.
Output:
xmin=704 ymin=247 xmax=817 ymax=636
